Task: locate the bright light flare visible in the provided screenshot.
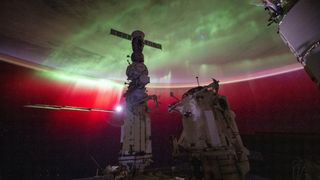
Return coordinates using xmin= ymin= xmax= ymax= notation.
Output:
xmin=115 ymin=105 xmax=123 ymax=112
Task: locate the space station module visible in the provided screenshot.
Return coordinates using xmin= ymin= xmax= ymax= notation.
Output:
xmin=118 ymin=30 xmax=157 ymax=172
xmin=169 ymin=80 xmax=250 ymax=179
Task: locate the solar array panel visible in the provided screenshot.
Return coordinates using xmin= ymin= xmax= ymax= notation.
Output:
xmin=144 ymin=40 xmax=162 ymax=50
xmin=110 ymin=28 xmax=131 ymax=40
xmin=110 ymin=29 xmax=162 ymax=50
xmin=25 ymin=104 xmax=115 ymax=113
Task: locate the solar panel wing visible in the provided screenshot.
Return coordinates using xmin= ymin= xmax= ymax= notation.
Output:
xmin=110 ymin=29 xmax=131 ymax=40
xmin=110 ymin=29 xmax=162 ymax=50
xmin=144 ymin=40 xmax=162 ymax=50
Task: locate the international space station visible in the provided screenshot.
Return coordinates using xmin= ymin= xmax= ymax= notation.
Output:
xmin=1 ymin=0 xmax=320 ymax=179
xmin=25 ymin=28 xmax=251 ymax=179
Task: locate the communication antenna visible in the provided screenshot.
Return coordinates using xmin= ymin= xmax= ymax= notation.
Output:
xmin=196 ymin=76 xmax=200 ymax=87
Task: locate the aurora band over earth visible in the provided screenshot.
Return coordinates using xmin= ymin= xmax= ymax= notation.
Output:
xmin=0 ymin=0 xmax=302 ymax=87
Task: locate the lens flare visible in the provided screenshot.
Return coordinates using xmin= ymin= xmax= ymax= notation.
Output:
xmin=115 ymin=105 xmax=123 ymax=112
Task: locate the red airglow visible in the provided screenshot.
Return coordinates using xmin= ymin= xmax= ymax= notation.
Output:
xmin=2 ymin=59 xmax=320 ymax=137
xmin=1 ymin=64 xmax=123 ymax=136
xmin=49 ymin=82 xmax=123 ymax=129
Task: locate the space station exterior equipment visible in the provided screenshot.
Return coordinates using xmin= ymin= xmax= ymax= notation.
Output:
xmin=276 ymin=0 xmax=320 ymax=86
xmin=118 ymin=30 xmax=159 ymax=172
xmin=119 ymin=102 xmax=153 ymax=171
xmin=169 ymin=80 xmax=250 ymax=179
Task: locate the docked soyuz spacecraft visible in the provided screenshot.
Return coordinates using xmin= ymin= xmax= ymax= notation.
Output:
xmin=168 ymin=79 xmax=250 ymax=179
xmin=110 ymin=29 xmax=161 ymax=172
xmin=262 ymin=0 xmax=320 ymax=86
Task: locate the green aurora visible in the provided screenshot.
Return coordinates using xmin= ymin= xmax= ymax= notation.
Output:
xmin=0 ymin=0 xmax=300 ymax=87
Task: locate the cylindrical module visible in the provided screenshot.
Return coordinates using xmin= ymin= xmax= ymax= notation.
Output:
xmin=279 ymin=0 xmax=320 ymax=86
xmin=119 ymin=30 xmax=153 ymax=172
